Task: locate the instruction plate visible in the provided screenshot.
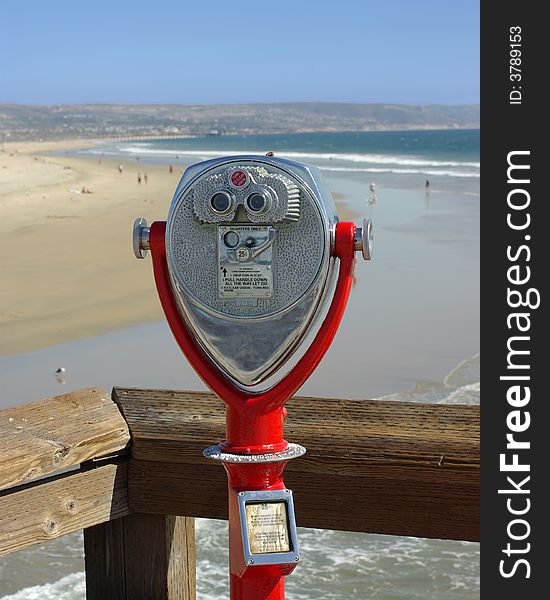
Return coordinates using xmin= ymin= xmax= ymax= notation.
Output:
xmin=245 ymin=502 xmax=291 ymax=554
xmin=236 ymin=489 xmax=300 ymax=566
xmin=218 ymin=225 xmax=274 ymax=299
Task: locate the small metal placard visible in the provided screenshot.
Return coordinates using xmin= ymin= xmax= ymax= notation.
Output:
xmin=218 ymin=225 xmax=274 ymax=299
xmin=246 ymin=502 xmax=290 ymax=554
xmin=237 ymin=489 xmax=300 ymax=567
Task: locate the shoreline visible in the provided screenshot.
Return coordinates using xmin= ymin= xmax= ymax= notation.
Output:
xmin=0 ymin=139 xmax=357 ymax=357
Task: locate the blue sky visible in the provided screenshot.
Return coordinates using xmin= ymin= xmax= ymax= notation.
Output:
xmin=1 ymin=0 xmax=479 ymax=105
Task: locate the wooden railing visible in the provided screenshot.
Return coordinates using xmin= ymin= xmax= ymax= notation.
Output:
xmin=0 ymin=387 xmax=479 ymax=599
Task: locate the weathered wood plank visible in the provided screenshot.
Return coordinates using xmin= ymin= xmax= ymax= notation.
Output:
xmin=128 ymin=459 xmax=479 ymax=541
xmin=0 ymin=387 xmax=130 ymax=491
xmin=0 ymin=462 xmax=129 ymax=556
xmin=84 ymin=514 xmax=196 ymax=600
xmin=113 ymin=389 xmax=479 ymax=474
xmin=114 ymin=388 xmax=479 ymax=541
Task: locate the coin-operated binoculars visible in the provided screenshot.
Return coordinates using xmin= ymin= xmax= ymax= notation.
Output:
xmin=133 ymin=155 xmax=372 ymax=600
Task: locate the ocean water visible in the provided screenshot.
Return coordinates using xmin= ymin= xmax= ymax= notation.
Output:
xmin=0 ymin=130 xmax=479 ymax=598
xmin=85 ymin=129 xmax=479 ymax=192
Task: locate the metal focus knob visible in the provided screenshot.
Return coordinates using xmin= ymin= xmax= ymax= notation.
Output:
xmin=354 ymin=218 xmax=373 ymax=261
xmin=133 ymin=218 xmax=150 ymax=259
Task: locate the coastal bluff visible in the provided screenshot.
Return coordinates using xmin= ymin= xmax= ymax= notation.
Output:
xmin=0 ymin=102 xmax=480 ymax=142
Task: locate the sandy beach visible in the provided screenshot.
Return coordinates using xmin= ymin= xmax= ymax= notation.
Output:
xmin=0 ymin=141 xmax=355 ymax=357
xmin=0 ymin=141 xmax=187 ymax=355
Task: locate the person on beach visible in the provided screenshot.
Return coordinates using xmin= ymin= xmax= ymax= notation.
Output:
xmin=144 ymin=172 xmax=148 ymax=184
xmin=169 ymin=164 xmax=173 ymax=174
xmin=118 ymin=164 xmax=123 ymax=174
xmin=368 ymin=181 xmax=377 ymax=204
xmin=425 ymin=179 xmax=430 ymax=189
xmin=137 ymin=172 xmax=142 ymax=184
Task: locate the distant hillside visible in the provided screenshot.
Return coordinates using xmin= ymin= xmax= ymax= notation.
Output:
xmin=0 ymin=102 xmax=479 ymax=142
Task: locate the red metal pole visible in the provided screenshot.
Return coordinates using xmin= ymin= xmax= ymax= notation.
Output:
xmin=225 ymin=461 xmax=289 ymax=600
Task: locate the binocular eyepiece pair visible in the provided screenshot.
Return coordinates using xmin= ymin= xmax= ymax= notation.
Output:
xmin=194 ymin=165 xmax=300 ymax=224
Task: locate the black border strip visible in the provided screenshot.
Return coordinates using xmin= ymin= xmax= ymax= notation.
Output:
xmin=481 ymin=3 xmax=546 ymax=596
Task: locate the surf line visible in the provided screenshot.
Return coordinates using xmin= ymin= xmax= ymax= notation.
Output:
xmin=498 ymin=150 xmax=540 ymax=580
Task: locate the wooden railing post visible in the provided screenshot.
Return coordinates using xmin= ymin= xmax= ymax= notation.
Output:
xmin=84 ymin=513 xmax=196 ymax=600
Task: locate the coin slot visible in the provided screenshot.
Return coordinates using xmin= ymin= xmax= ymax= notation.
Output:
xmin=223 ymin=231 xmax=240 ymax=248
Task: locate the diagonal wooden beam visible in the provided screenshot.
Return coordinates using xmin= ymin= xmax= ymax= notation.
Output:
xmin=0 ymin=387 xmax=130 ymax=491
xmin=0 ymin=461 xmax=129 ymax=556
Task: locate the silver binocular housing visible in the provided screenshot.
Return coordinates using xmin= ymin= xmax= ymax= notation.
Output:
xmin=136 ymin=155 xmax=371 ymax=392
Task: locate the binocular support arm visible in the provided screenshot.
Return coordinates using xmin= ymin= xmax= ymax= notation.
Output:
xmin=149 ymin=220 xmax=356 ymax=454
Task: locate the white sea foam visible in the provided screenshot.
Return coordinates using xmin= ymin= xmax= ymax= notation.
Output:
xmin=274 ymin=151 xmax=479 ymax=169
xmin=379 ymin=379 xmax=480 ymax=406
xmin=444 ymin=352 xmax=480 ymax=387
xmin=96 ymin=145 xmax=480 ymax=169
xmin=377 ymin=353 xmax=480 ymax=406
xmin=0 ymin=572 xmax=85 ymax=600
xmin=319 ymin=166 xmax=480 ymax=178
xmin=81 ymin=145 xmax=480 ymax=179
